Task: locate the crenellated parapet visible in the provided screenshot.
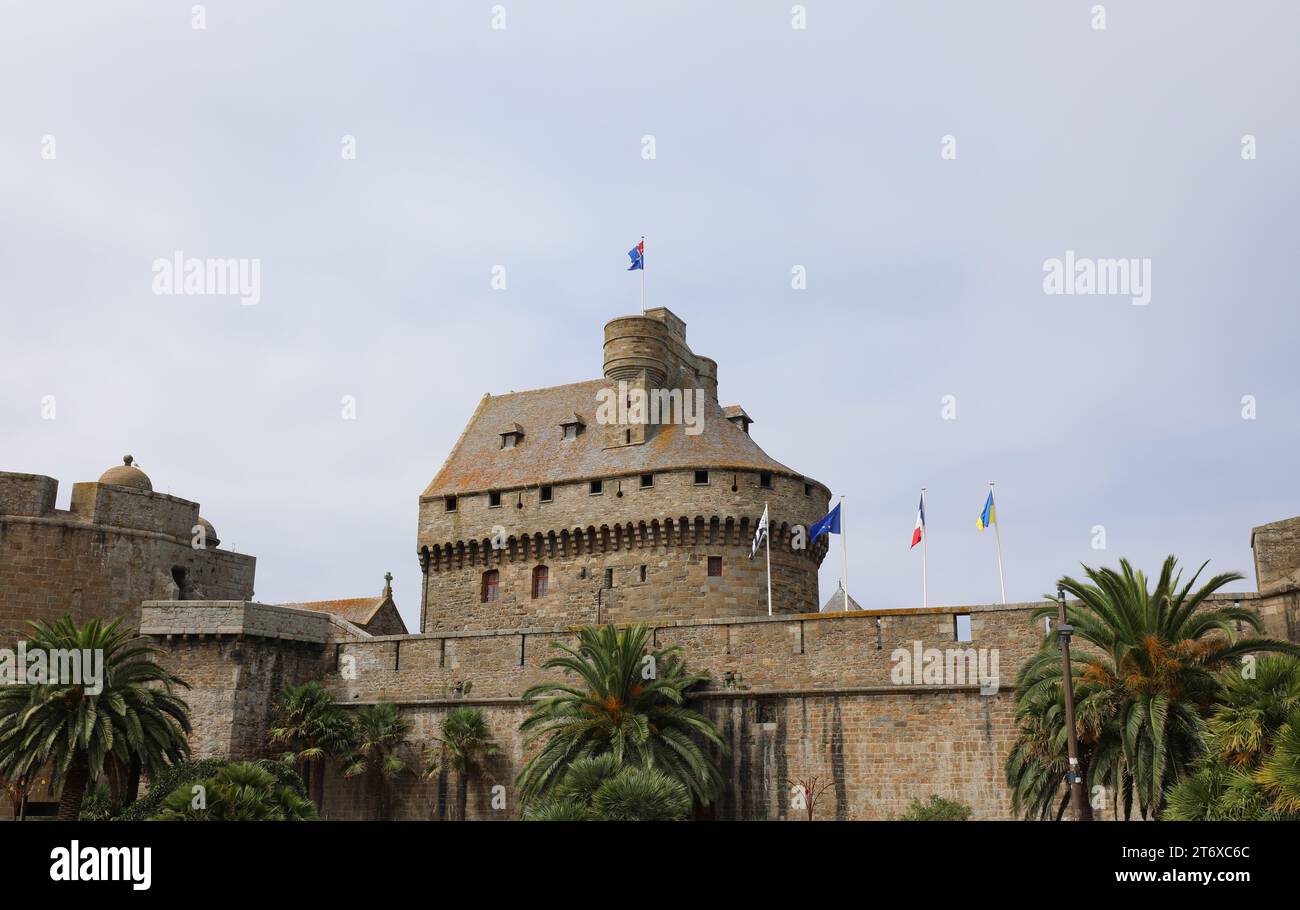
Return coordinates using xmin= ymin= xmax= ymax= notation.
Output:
xmin=423 ymin=513 xmax=828 ymax=573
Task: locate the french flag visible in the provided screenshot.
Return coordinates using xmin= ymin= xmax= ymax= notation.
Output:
xmin=910 ymin=495 xmax=925 ymax=548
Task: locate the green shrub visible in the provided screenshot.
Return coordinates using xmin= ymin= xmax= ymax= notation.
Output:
xmin=78 ymin=783 xmax=121 ymax=821
xmin=116 ymin=758 xmax=306 ymax=821
xmin=897 ymin=794 xmax=973 ymax=821
xmin=153 ymin=761 xmax=318 ymax=821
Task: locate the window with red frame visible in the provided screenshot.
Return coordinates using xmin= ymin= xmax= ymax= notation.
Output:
xmin=532 ymin=565 xmax=549 ymax=598
xmin=708 ymin=556 xmax=722 ymax=577
xmin=481 ymin=570 xmax=499 ymax=603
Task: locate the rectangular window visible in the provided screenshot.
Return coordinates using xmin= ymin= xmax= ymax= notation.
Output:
xmin=590 ymin=480 xmax=603 ymax=495
xmin=639 ymin=565 xmax=647 ymax=583
xmin=760 ymin=472 xmax=772 ymax=489
xmin=954 ymin=614 xmax=973 ymax=642
xmin=481 ymin=570 xmax=499 ymax=603
xmin=605 ymin=568 xmax=614 ymax=588
xmin=502 ymin=435 xmax=516 ymax=449
xmin=444 ymin=495 xmax=457 ymax=512
xmin=694 ymin=470 xmax=709 ymax=485
xmin=563 ymin=424 xmax=577 ymax=440
xmin=540 ymin=485 xmax=553 ymax=503
xmin=804 ymin=483 xmax=812 ymax=496
xmin=640 ymin=473 xmax=654 ymax=488
xmin=532 ymin=565 xmax=549 ymax=598
xmin=708 ymin=556 xmax=722 ymax=577
xmin=488 ymin=491 xmax=502 ymax=508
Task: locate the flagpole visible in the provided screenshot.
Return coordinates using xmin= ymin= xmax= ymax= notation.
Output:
xmin=765 ymin=500 xmax=773 ymax=617
xmin=920 ymin=487 xmax=929 ymax=610
xmin=991 ymin=482 xmax=1006 ymax=605
xmin=839 ymin=495 xmax=848 ymax=610
xmin=639 ymin=235 xmax=645 ymax=311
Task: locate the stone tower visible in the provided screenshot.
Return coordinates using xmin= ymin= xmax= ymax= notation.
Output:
xmin=415 ymin=308 xmax=831 ymax=633
xmin=0 ymin=456 xmax=255 ymax=646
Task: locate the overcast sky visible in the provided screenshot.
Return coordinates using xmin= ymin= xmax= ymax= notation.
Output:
xmin=3 ymin=2 xmax=1297 ymax=632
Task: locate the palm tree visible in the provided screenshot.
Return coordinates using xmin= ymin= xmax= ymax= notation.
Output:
xmin=522 ymin=753 xmax=692 ymax=821
xmin=154 ymin=761 xmax=318 ymax=821
xmin=424 ymin=707 xmax=499 ymax=821
xmin=1006 ymin=557 xmax=1300 ymax=820
xmin=1166 ymin=655 xmax=1300 ymax=820
xmin=516 ymin=623 xmax=728 ymax=809
xmin=269 ymin=682 xmax=354 ymax=810
xmin=342 ymin=703 xmax=411 ymax=820
xmin=0 ymin=617 xmax=192 ymax=821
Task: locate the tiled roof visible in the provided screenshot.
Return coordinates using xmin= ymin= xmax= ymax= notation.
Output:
xmin=277 ymin=596 xmax=387 ymax=626
xmin=423 ymin=379 xmax=810 ymax=497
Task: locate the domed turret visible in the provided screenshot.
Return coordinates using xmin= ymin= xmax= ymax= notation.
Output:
xmin=196 ymin=516 xmax=220 ymax=548
xmin=98 ymin=455 xmax=152 ymax=492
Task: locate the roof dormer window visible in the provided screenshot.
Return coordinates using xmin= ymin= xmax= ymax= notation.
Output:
xmin=500 ymin=423 xmax=524 ymax=449
xmin=560 ymin=413 xmax=585 ymax=441
xmin=723 ymin=406 xmax=753 ymax=435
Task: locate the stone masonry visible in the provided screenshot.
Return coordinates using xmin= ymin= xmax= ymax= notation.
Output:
xmin=0 ymin=462 xmax=255 ymax=649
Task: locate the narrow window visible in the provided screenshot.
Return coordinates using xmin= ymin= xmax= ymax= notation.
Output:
xmin=563 ymin=424 xmax=578 ymax=440
xmin=694 ymin=470 xmax=709 ymax=485
xmin=540 ymin=485 xmax=553 ymax=503
xmin=444 ymin=495 xmax=457 ymax=512
xmin=488 ymin=491 xmax=502 ymax=508
xmin=955 ymin=614 xmax=973 ymax=642
xmin=760 ymin=472 xmax=772 ymax=489
xmin=804 ymin=483 xmax=812 ymax=496
xmin=605 ymin=568 xmax=614 ymax=588
xmin=532 ymin=565 xmax=549 ymax=598
xmin=481 ymin=570 xmax=499 ymax=603
xmin=708 ymin=556 xmax=722 ymax=577
xmin=625 ymin=429 xmax=631 ymax=444
xmin=590 ymin=480 xmax=603 ymax=495
xmin=639 ymin=565 xmax=647 ymax=583
xmin=640 ymin=473 xmax=654 ymax=488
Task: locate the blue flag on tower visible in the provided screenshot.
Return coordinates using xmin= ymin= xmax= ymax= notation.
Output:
xmin=809 ymin=503 xmax=841 ymax=544
xmin=627 ymin=238 xmax=644 ymax=270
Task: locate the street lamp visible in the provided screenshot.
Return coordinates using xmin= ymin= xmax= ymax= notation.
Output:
xmin=1057 ymin=585 xmax=1089 ymax=820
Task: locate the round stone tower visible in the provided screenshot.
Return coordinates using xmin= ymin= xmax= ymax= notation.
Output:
xmin=603 ymin=314 xmax=672 ymax=386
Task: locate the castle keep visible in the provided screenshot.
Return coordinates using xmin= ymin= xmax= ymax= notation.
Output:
xmin=3 ymin=308 xmax=1299 ymax=820
xmin=417 ymin=307 xmax=831 ymax=632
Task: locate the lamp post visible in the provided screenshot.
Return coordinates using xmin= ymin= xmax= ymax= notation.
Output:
xmin=1057 ymin=585 xmax=1089 ymax=820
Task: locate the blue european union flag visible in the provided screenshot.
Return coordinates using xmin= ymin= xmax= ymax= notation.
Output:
xmin=809 ymin=503 xmax=841 ymax=543
xmin=627 ymin=240 xmax=644 ymax=271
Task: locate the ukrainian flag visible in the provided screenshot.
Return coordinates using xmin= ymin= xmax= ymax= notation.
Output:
xmin=976 ymin=491 xmax=996 ymax=531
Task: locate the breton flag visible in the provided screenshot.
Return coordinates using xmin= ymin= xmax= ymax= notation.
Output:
xmin=976 ymin=491 xmax=997 ymax=531
xmin=910 ymin=496 xmax=925 ymax=549
xmin=750 ymin=504 xmax=769 ymax=560
xmin=627 ymin=238 xmax=645 ymax=271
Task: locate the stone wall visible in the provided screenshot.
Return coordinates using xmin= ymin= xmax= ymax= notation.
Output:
xmin=0 ymin=469 xmax=256 ymax=648
xmin=312 ymin=601 xmax=1044 ymax=820
xmin=0 ymin=518 xmax=255 ymax=648
xmin=139 ymin=602 xmax=340 ymax=759
xmin=133 ymin=588 xmax=1289 ymax=822
xmin=418 ymin=468 xmax=829 ymax=631
xmin=1253 ymin=516 xmax=1300 ymax=596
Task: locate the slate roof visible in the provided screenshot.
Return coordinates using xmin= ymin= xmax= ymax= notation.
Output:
xmin=820 ymin=585 xmax=864 ymax=612
xmin=423 ymin=379 xmax=813 ymax=497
